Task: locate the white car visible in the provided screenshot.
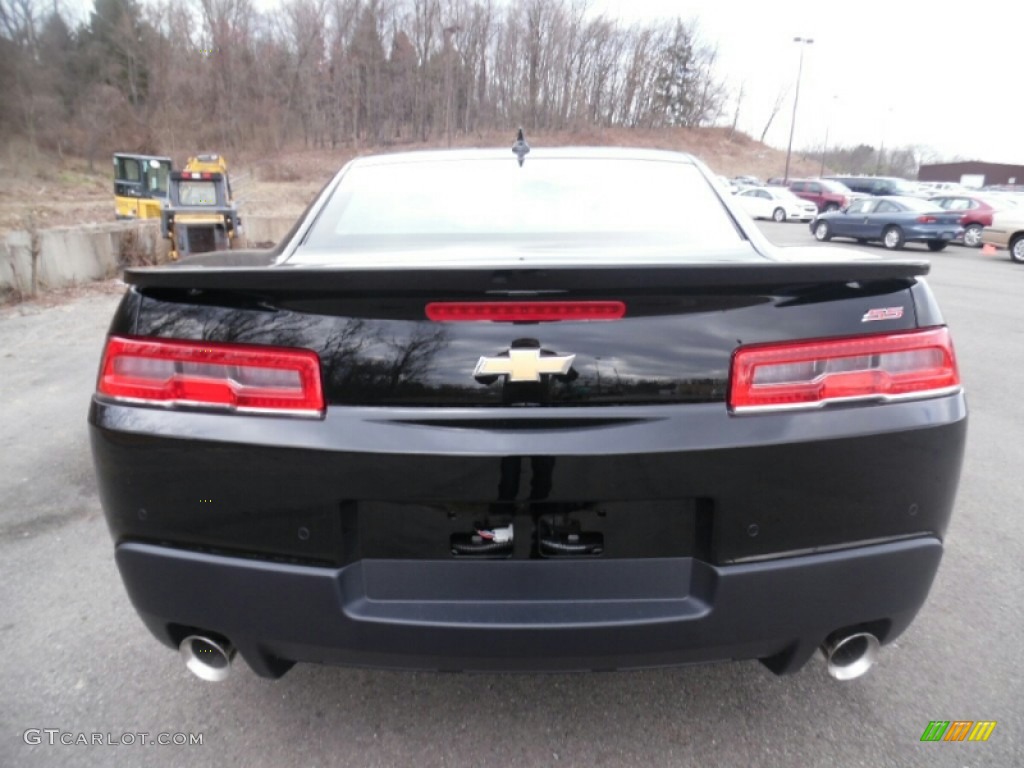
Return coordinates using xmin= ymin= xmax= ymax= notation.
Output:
xmin=924 ymin=181 xmax=968 ymax=195
xmin=734 ymin=186 xmax=819 ymax=222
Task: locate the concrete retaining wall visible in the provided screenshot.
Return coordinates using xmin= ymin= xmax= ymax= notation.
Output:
xmin=0 ymin=231 xmax=33 ymax=296
xmin=1 ymin=221 xmax=167 ymax=297
xmin=242 ymin=216 xmax=296 ymax=247
xmin=0 ymin=216 xmax=296 ymax=298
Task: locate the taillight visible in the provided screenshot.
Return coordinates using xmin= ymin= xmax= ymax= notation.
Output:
xmin=96 ymin=336 xmax=324 ymax=416
xmin=425 ymin=301 xmax=626 ymax=322
xmin=729 ymin=328 xmax=960 ymax=412
xmin=917 ymin=215 xmax=938 ymax=224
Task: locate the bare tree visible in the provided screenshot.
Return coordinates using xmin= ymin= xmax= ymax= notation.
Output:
xmin=760 ymin=86 xmax=788 ymax=143
xmin=2 ymin=0 xmax=735 ymax=161
xmin=728 ymin=80 xmax=745 ymax=139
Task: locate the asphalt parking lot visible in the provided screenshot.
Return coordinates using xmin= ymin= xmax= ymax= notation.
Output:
xmin=1 ymin=225 xmax=1021 ymax=768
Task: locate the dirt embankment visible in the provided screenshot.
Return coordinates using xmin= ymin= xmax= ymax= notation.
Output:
xmin=0 ymin=129 xmax=828 ymax=234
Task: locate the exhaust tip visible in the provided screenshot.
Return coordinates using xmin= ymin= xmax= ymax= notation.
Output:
xmin=179 ymin=635 xmax=236 ymax=682
xmin=822 ymin=631 xmax=880 ymax=681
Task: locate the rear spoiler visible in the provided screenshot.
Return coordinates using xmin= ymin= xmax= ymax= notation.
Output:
xmin=124 ymin=259 xmax=930 ymax=294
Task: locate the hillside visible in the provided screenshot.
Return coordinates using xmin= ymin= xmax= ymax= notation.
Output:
xmin=0 ymin=128 xmax=830 ymax=235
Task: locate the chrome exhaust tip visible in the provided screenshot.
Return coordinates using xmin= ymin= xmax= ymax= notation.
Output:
xmin=179 ymin=635 xmax=236 ymax=682
xmin=821 ymin=631 xmax=880 ymax=681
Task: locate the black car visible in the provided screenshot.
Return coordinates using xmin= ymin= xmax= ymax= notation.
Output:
xmin=90 ymin=145 xmax=966 ymax=683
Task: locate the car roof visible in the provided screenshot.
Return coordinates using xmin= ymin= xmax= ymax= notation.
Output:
xmin=871 ymin=195 xmax=935 ymax=205
xmin=350 ymin=147 xmax=700 ymax=168
xmin=827 ymin=175 xmax=905 ymax=182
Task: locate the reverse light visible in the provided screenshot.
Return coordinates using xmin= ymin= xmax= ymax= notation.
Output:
xmin=729 ymin=328 xmax=960 ymax=412
xmin=917 ymin=215 xmax=938 ymax=224
xmin=426 ymin=301 xmax=626 ymax=322
xmin=97 ymin=336 xmax=324 ymax=416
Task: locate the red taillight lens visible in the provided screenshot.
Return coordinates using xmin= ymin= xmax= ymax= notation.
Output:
xmin=917 ymin=214 xmax=938 ymax=223
xmin=97 ymin=336 xmax=324 ymax=416
xmin=425 ymin=301 xmax=626 ymax=322
xmin=729 ymin=328 xmax=960 ymax=412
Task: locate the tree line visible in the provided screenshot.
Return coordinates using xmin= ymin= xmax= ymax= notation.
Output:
xmin=815 ymin=144 xmax=940 ymax=179
xmin=0 ymin=0 xmax=729 ymax=167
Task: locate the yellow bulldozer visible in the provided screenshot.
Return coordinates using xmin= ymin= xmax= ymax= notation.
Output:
xmin=113 ymin=153 xmax=173 ymax=219
xmin=160 ymin=154 xmax=242 ymax=260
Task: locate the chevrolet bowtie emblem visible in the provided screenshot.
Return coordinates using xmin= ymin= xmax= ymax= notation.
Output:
xmin=474 ymin=348 xmax=576 ymax=383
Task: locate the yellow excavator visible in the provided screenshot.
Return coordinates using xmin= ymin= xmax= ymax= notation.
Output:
xmin=160 ymin=154 xmax=242 ymax=260
xmin=113 ymin=153 xmax=173 ymax=219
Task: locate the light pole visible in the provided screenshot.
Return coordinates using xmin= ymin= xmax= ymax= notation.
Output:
xmin=783 ymin=36 xmax=813 ymax=184
xmin=876 ymin=106 xmax=893 ymax=175
xmin=820 ymin=94 xmax=837 ymax=177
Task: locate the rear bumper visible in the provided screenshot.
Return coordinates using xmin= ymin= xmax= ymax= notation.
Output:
xmin=117 ymin=536 xmax=942 ymax=676
xmin=981 ymin=228 xmax=1012 ymax=248
xmin=905 ymin=225 xmax=963 ymax=242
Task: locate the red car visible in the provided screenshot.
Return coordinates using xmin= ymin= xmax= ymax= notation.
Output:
xmin=928 ymin=195 xmax=1002 ymax=248
xmin=788 ymin=179 xmax=856 ymax=212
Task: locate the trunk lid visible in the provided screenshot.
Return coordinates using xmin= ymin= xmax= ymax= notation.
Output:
xmin=127 ymin=252 xmax=929 ymax=407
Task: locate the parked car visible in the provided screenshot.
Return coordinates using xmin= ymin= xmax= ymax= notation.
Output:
xmin=810 ymin=196 xmax=963 ymax=251
xmin=788 ymin=179 xmax=857 ymax=212
xmin=980 ymin=207 xmax=1024 ymax=263
xmin=731 ymin=175 xmax=763 ymax=187
xmin=922 ymin=181 xmax=967 ymax=195
xmin=928 ymin=195 xmax=1004 ymax=247
xmin=735 ymin=186 xmax=819 ymax=222
xmin=825 ymin=176 xmax=924 ymax=197
xmin=717 ymin=175 xmax=748 ymax=195
xmin=89 ymin=145 xmax=966 ymax=683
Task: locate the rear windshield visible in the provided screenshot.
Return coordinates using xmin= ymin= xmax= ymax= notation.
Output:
xmin=301 ymin=158 xmax=743 ymax=250
xmin=773 ymin=188 xmax=804 ymax=202
xmin=894 ymin=197 xmax=942 ymax=211
xmin=177 ymin=181 xmax=218 ymax=206
xmin=888 ymin=180 xmax=917 ymax=195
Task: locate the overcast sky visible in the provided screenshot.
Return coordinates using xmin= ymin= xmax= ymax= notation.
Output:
xmin=589 ymin=0 xmax=1024 ymax=164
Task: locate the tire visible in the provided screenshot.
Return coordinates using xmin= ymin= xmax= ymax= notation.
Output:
xmin=824 ymin=203 xmax=840 ymax=212
xmin=962 ymin=223 xmax=983 ymax=248
xmin=772 ymin=207 xmax=786 ymax=223
xmin=813 ymin=221 xmax=832 ymax=242
xmin=926 ymin=241 xmax=947 ymax=252
xmin=1011 ymin=234 xmax=1024 ymax=263
xmin=882 ymin=226 xmax=905 ymax=250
